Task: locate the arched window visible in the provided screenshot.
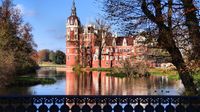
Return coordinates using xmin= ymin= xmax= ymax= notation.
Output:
xmin=75 ymin=35 xmax=78 ymax=40
xmin=67 ymin=35 xmax=70 ymax=40
xmin=115 ymin=56 xmax=118 ymax=61
xmin=106 ymin=56 xmax=109 ymax=60
xmin=106 ymin=49 xmax=109 ymax=54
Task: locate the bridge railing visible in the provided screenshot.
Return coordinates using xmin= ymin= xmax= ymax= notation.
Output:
xmin=0 ymin=95 xmax=199 ymax=112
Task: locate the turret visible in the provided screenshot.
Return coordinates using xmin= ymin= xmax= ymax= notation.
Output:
xmin=66 ymin=0 xmax=80 ymax=68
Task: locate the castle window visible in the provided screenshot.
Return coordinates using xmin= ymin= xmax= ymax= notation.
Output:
xmin=119 ymin=56 xmax=122 ymax=60
xmin=94 ymin=56 xmax=97 ymax=60
xmin=75 ymin=35 xmax=78 ymax=40
xmin=115 ymin=56 xmax=118 ymax=61
xmin=70 ymin=19 xmax=74 ymax=25
xmin=95 ymin=49 xmax=99 ymax=55
xmin=102 ymin=56 xmax=105 ymax=60
xmin=106 ymin=56 xmax=109 ymax=60
xmin=110 ymin=48 xmax=113 ymax=52
xmin=106 ymin=62 xmax=109 ymax=65
xmin=106 ymin=49 xmax=109 ymax=54
xmin=119 ymin=49 xmax=121 ymax=52
xmin=123 ymin=56 xmax=126 ymax=60
xmin=67 ymin=49 xmax=70 ymax=53
xmin=110 ymin=56 xmax=113 ymax=60
xmin=67 ymin=35 xmax=70 ymax=40
xmin=115 ymin=48 xmax=118 ymax=52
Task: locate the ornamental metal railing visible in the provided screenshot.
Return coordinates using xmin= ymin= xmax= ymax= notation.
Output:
xmin=0 ymin=95 xmax=199 ymax=112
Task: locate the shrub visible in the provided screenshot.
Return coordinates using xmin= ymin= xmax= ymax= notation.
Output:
xmin=73 ymin=64 xmax=83 ymax=72
xmin=112 ymin=59 xmax=149 ymax=77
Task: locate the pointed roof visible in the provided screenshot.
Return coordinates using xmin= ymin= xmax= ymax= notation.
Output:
xmin=116 ymin=37 xmax=134 ymax=46
xmin=67 ymin=0 xmax=81 ymax=26
xmin=71 ymin=0 xmax=76 ymax=16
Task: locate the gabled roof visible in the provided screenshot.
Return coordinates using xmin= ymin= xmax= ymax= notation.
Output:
xmin=116 ymin=37 xmax=134 ymax=46
xmin=94 ymin=36 xmax=135 ymax=47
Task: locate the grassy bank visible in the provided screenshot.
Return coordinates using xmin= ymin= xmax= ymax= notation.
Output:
xmin=149 ymin=68 xmax=200 ymax=81
xmin=90 ymin=68 xmax=112 ymax=72
xmin=75 ymin=66 xmax=200 ymax=82
xmin=39 ymin=63 xmax=66 ymax=68
xmin=149 ymin=68 xmax=179 ymax=80
xmin=9 ymin=76 xmax=56 ymax=87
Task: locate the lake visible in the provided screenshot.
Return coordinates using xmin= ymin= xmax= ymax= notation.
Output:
xmin=0 ymin=68 xmax=184 ymax=95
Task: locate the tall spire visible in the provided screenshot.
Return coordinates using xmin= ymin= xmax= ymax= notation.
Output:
xmin=71 ymin=0 xmax=76 ymax=16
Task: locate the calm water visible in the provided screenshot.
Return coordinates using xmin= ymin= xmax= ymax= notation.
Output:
xmin=0 ymin=68 xmax=184 ymax=95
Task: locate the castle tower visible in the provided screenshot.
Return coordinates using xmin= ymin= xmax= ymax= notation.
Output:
xmin=66 ymin=0 xmax=81 ymax=68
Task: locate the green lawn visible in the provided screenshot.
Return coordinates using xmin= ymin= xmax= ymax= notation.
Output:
xmin=39 ymin=62 xmax=66 ymax=68
xmin=149 ymin=68 xmax=179 ymax=80
xmin=90 ymin=68 xmax=112 ymax=72
xmin=149 ymin=68 xmax=200 ymax=81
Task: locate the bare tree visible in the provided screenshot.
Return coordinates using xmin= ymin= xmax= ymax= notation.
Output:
xmin=181 ymin=0 xmax=200 ymax=60
xmin=102 ymin=0 xmax=199 ymax=94
xmin=94 ymin=19 xmax=112 ymax=67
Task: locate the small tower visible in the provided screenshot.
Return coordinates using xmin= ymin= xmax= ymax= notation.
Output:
xmin=66 ymin=0 xmax=81 ymax=68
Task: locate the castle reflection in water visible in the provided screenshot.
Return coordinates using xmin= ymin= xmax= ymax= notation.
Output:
xmin=65 ymin=70 xmax=184 ymax=95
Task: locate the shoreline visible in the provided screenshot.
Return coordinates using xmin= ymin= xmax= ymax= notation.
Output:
xmin=39 ymin=65 xmax=66 ymax=72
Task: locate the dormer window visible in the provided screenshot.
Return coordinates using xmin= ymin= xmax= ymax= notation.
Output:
xmin=112 ymin=38 xmax=116 ymax=46
xmin=123 ymin=38 xmax=127 ymax=46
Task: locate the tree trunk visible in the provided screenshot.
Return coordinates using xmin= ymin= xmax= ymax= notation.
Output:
xmin=181 ymin=0 xmax=200 ymax=60
xmin=158 ymin=28 xmax=198 ymax=95
xmin=141 ymin=0 xmax=198 ymax=95
xmin=98 ymin=47 xmax=102 ymax=67
xmin=98 ymin=72 xmax=102 ymax=95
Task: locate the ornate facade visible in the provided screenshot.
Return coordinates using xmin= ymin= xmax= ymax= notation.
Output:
xmin=66 ymin=1 xmax=158 ymax=69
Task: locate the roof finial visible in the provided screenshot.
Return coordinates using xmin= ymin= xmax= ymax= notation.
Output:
xmin=71 ymin=0 xmax=76 ymax=16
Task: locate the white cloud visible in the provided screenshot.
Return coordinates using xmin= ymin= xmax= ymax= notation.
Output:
xmin=15 ymin=4 xmax=37 ymax=17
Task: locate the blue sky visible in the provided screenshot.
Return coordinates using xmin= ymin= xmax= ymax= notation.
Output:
xmin=13 ymin=0 xmax=102 ymax=52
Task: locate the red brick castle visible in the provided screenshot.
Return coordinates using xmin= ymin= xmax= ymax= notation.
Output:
xmin=66 ymin=0 xmax=162 ymax=69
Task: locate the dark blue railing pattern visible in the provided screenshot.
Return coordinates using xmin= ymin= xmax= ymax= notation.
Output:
xmin=0 ymin=95 xmax=199 ymax=112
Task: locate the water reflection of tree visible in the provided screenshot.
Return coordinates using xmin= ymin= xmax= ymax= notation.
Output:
xmin=98 ymin=72 xmax=102 ymax=95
